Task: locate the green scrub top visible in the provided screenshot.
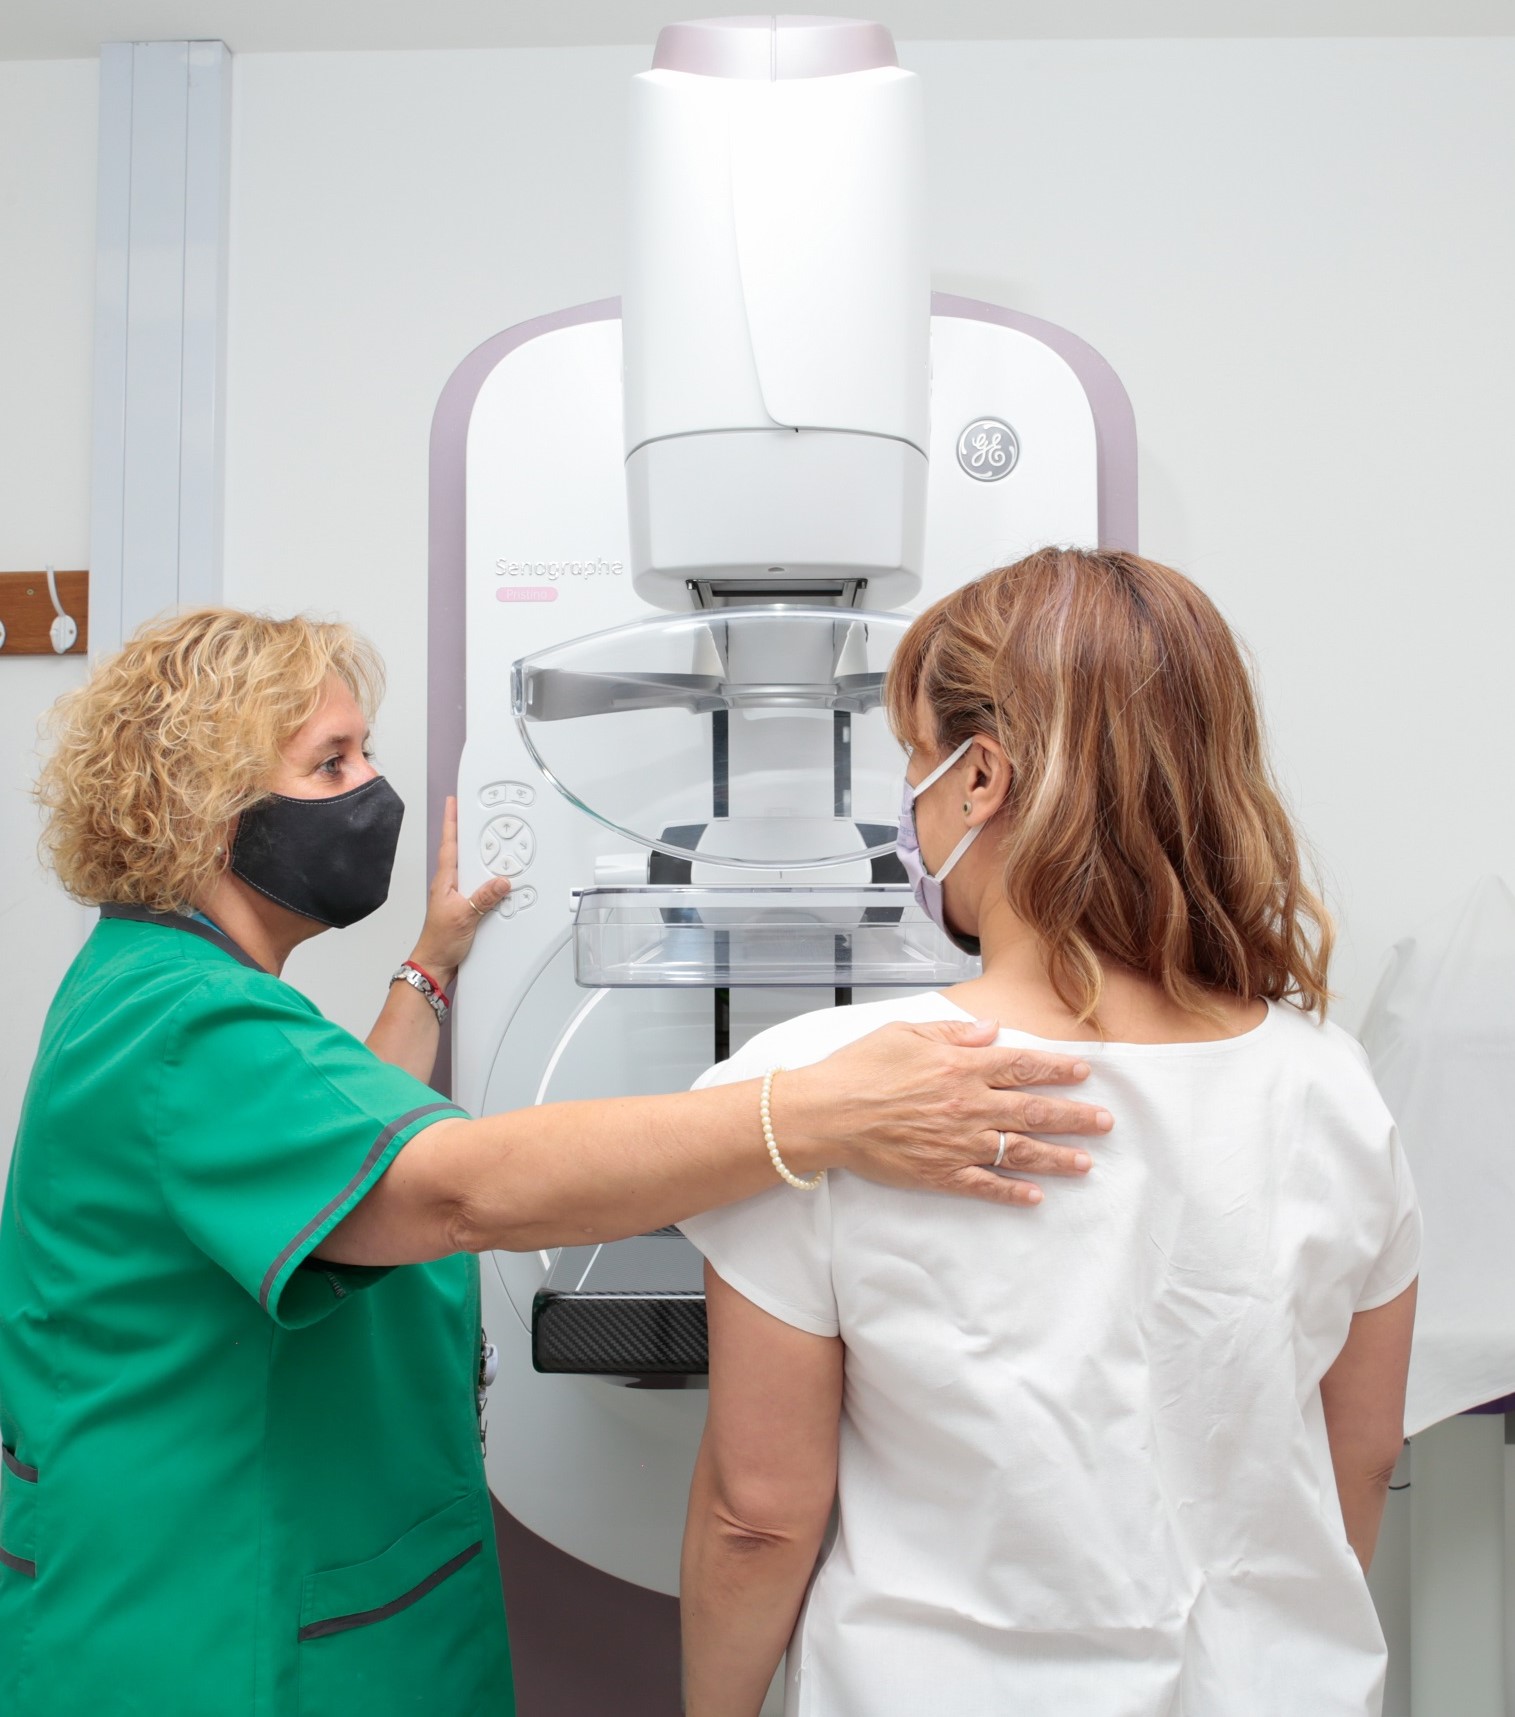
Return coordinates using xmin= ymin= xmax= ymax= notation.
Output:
xmin=0 ymin=909 xmax=515 ymax=1716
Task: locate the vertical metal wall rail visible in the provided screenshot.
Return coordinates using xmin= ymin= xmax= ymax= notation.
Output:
xmin=1408 ymin=1416 xmax=1510 ymax=1717
xmin=90 ymin=40 xmax=232 ymax=658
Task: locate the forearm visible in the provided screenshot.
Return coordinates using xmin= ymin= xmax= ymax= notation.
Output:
xmin=1334 ymin=1468 xmax=1394 ymax=1571
xmin=321 ymin=1020 xmax=1109 ymax=1267
xmin=435 ymin=1020 xmax=1105 ymax=1249
xmin=680 ymin=1448 xmax=825 ymax=1717
xmin=364 ymin=958 xmax=456 ymax=1085
xmin=453 ymin=1066 xmax=834 ymax=1252
xmin=1320 ymin=1286 xmax=1416 ymax=1575
xmin=322 ymin=1067 xmax=837 ymax=1266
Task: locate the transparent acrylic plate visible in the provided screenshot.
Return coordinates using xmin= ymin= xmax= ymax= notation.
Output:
xmin=573 ymin=885 xmax=977 ymax=989
xmin=513 ymin=607 xmax=913 ymax=870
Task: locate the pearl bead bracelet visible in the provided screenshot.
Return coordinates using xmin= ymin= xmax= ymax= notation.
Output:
xmin=760 ymin=1067 xmax=824 ymax=1192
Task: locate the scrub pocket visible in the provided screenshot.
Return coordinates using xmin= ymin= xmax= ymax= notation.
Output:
xmin=0 ymin=1446 xmax=38 ymax=1579
xmin=297 ymin=1489 xmax=502 ymax=1717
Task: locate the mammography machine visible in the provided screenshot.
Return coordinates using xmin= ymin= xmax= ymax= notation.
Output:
xmin=428 ymin=17 xmax=1137 ymax=1711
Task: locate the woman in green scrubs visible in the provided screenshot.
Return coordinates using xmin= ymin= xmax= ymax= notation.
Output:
xmin=0 ymin=609 xmax=1107 ymax=1717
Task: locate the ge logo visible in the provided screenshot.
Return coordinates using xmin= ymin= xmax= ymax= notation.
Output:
xmin=956 ymin=417 xmax=1020 ymax=482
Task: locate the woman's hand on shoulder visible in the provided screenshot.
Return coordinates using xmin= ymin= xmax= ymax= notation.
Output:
xmin=780 ymin=1016 xmax=1111 ymax=1208
xmin=408 ymin=795 xmax=513 ymax=987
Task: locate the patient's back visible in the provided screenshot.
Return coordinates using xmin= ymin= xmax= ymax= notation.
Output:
xmin=680 ymin=990 xmax=1420 ymax=1717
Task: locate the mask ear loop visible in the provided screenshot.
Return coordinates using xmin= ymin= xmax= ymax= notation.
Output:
xmin=932 ymin=820 xmax=982 ymax=883
xmin=908 ymin=735 xmax=975 ymax=800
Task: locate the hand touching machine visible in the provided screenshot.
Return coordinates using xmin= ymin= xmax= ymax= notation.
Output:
xmin=427 ymin=16 xmax=1137 ymax=1709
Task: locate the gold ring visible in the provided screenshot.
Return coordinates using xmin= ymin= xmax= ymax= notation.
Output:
xmin=468 ymin=896 xmax=488 ymax=917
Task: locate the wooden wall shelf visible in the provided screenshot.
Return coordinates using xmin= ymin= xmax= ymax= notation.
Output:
xmin=0 ymin=571 xmax=88 ymax=656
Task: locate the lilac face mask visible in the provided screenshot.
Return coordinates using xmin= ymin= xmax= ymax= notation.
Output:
xmin=897 ymin=737 xmax=983 ymax=957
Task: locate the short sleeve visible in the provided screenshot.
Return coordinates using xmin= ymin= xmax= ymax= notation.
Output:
xmin=157 ymin=969 xmax=468 ymax=1329
xmin=1357 ymin=1123 xmax=1423 ymax=1311
xmin=677 ymin=1040 xmax=839 ymax=1339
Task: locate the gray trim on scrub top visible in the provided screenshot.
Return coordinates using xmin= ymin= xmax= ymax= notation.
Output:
xmin=2 ymin=1447 xmax=38 ymax=1483
xmin=0 ymin=1444 xmax=38 ymax=1577
xmin=297 ymin=1541 xmax=484 ymax=1641
xmin=256 ymin=1102 xmax=461 ymax=1313
xmin=98 ymin=903 xmax=264 ymax=972
xmin=95 ymin=909 xmax=463 ymax=1314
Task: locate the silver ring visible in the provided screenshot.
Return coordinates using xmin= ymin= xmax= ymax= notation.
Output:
xmin=993 ymin=1131 xmax=1007 ymax=1168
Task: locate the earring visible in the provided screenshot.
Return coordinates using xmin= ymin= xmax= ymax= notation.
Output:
xmin=962 ymin=803 xmax=971 ymax=815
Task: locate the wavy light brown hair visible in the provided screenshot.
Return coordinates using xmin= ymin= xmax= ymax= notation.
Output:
xmin=885 ymin=547 xmax=1333 ymax=1022
xmin=37 ymin=608 xmax=384 ymax=913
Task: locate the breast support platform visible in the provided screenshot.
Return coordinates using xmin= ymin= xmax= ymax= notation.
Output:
xmin=427 ymin=14 xmax=1135 ymax=1709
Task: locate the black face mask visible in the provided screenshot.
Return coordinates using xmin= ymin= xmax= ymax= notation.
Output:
xmin=230 ymin=777 xmax=405 ymax=929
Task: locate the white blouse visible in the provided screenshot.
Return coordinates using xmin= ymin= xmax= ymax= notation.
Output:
xmin=680 ymin=994 xmax=1421 ymax=1717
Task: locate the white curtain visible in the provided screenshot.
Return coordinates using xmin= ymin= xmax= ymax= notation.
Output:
xmin=1360 ymin=875 xmax=1515 ymax=1434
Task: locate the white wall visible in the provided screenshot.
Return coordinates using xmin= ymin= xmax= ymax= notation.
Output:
xmin=909 ymin=36 xmax=1515 ymax=1025
xmin=0 ymin=60 xmax=97 ymax=1160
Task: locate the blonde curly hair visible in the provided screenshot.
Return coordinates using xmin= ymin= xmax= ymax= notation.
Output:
xmin=37 ymin=608 xmax=385 ymax=913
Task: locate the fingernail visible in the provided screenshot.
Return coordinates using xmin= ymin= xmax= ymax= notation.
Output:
xmin=1074 ymin=1152 xmax=1092 ymax=1172
xmin=1025 ymin=1186 xmax=1043 ymax=1204
xmin=973 ymin=1017 xmax=998 ymax=1030
xmin=1072 ymin=1061 xmax=1091 ymax=1079
xmin=1096 ymin=1109 xmax=1113 ymax=1131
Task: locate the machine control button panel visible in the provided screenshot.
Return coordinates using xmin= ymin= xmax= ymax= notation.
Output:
xmin=481 ymin=780 xmax=535 ymax=809
xmin=481 ymin=814 xmax=536 ymax=877
xmin=497 ymin=884 xmax=537 ymax=920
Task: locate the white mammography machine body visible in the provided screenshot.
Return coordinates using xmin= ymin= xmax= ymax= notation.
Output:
xmin=427 ymin=17 xmax=1136 ymax=1710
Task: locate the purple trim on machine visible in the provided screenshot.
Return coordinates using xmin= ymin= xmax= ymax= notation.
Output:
xmin=652 ymin=14 xmax=897 ymax=80
xmin=1464 ymin=1393 xmax=1515 ymax=1415
xmin=932 ymin=290 xmax=1139 ymax=553
xmin=429 ymin=308 xmax=674 ymax=1717
xmin=426 ymin=297 xmax=620 ymax=1098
